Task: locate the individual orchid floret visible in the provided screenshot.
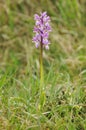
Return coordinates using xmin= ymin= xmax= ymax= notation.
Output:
xmin=32 ymin=12 xmax=51 ymax=49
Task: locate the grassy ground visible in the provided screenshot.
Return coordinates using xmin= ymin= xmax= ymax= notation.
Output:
xmin=0 ymin=0 xmax=86 ymax=130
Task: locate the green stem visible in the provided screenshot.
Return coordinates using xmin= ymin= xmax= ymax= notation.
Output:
xmin=39 ymin=41 xmax=45 ymax=110
xmin=40 ymin=41 xmax=43 ymax=87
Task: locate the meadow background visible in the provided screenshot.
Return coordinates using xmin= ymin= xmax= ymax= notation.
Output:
xmin=0 ymin=0 xmax=86 ymax=130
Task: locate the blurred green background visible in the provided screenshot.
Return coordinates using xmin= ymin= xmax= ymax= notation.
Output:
xmin=0 ymin=0 xmax=86 ymax=130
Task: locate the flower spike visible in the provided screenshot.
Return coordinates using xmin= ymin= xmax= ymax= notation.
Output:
xmin=33 ymin=12 xmax=51 ymax=49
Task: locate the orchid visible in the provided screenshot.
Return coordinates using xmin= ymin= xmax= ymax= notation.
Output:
xmin=33 ymin=12 xmax=51 ymax=49
xmin=32 ymin=12 xmax=51 ymax=110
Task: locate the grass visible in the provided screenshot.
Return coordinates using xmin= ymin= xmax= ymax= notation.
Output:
xmin=0 ymin=0 xmax=86 ymax=129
